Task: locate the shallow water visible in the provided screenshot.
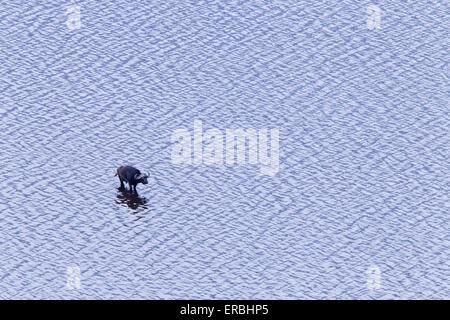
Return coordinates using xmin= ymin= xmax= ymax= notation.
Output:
xmin=0 ymin=1 xmax=448 ymax=299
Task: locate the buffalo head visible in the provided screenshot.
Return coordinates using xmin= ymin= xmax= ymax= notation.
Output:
xmin=134 ymin=172 xmax=149 ymax=185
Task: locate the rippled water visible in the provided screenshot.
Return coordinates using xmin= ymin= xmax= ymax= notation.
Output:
xmin=0 ymin=1 xmax=448 ymax=299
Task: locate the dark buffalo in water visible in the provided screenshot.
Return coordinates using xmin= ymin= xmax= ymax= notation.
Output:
xmin=115 ymin=165 xmax=149 ymax=193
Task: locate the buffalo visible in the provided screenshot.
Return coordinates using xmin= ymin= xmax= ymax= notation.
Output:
xmin=115 ymin=165 xmax=149 ymax=193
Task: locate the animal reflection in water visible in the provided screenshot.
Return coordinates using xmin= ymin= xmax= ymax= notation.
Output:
xmin=115 ymin=188 xmax=148 ymax=211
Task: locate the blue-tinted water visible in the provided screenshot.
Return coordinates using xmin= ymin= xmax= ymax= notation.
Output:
xmin=0 ymin=1 xmax=448 ymax=299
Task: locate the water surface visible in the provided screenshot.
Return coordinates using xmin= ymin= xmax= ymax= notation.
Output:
xmin=0 ymin=1 xmax=448 ymax=299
